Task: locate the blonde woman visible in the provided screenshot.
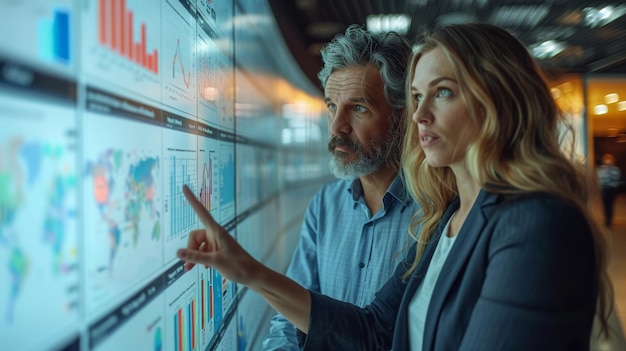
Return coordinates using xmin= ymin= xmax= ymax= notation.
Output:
xmin=177 ymin=23 xmax=612 ymax=350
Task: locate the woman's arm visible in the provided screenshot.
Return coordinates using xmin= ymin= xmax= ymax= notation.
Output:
xmin=178 ymin=184 xmax=410 ymax=350
xmin=177 ymin=185 xmax=312 ymax=332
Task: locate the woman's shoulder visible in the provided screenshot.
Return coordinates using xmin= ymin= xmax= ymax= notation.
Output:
xmin=496 ymin=191 xmax=578 ymax=212
xmin=483 ymin=192 xmax=596 ymax=278
xmin=489 ymin=191 xmax=591 ymax=240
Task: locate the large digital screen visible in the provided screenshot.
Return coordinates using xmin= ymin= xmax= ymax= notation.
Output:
xmin=0 ymin=1 xmax=329 ymax=350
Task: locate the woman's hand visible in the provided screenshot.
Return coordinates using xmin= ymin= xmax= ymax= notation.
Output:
xmin=177 ymin=185 xmax=262 ymax=286
xmin=177 ymin=184 xmax=312 ymax=332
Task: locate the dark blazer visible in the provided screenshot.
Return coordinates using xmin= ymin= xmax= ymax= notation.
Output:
xmin=300 ymin=190 xmax=598 ymax=350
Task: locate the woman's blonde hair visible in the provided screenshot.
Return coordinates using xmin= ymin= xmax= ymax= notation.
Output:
xmin=400 ymin=23 xmax=612 ymax=335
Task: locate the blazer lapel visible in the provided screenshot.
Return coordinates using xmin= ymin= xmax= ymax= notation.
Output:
xmin=421 ymin=190 xmax=500 ymax=351
xmin=392 ymin=198 xmax=460 ymax=349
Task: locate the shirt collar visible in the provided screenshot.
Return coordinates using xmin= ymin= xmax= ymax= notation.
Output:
xmin=386 ymin=174 xmax=411 ymax=206
xmin=347 ymin=174 xmax=412 ymax=208
xmin=348 ymin=178 xmax=363 ymax=203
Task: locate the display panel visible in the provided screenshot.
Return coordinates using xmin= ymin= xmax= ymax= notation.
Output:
xmin=0 ymin=0 xmax=74 ymax=74
xmin=0 ymin=89 xmax=79 ymax=351
xmin=83 ymin=88 xmax=164 ymax=314
xmin=0 ymin=0 xmax=328 ymax=350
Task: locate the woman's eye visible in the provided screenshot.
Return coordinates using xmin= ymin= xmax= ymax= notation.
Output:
xmin=437 ymin=88 xmax=452 ymax=98
xmin=414 ymin=94 xmax=423 ymax=105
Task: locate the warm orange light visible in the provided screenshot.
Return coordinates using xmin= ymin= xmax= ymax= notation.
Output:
xmin=605 ymin=93 xmax=619 ymax=104
xmin=594 ymin=104 xmax=608 ymax=115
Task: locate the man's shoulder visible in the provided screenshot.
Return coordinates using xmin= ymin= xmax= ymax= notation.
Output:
xmin=306 ymin=179 xmax=356 ymax=212
xmin=316 ymin=178 xmax=353 ymax=195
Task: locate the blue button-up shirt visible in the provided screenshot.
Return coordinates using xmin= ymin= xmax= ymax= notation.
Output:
xmin=262 ymin=174 xmax=421 ymax=350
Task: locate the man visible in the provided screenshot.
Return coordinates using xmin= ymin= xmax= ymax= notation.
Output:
xmin=597 ymin=153 xmax=622 ymax=227
xmin=262 ymin=25 xmax=419 ymax=350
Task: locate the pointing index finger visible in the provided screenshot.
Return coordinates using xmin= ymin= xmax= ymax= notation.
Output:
xmin=183 ymin=185 xmax=217 ymax=229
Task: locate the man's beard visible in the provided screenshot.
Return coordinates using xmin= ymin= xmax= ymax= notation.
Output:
xmin=327 ymin=131 xmax=399 ymax=179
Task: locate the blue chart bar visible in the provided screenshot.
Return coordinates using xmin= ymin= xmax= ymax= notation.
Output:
xmin=54 ymin=9 xmax=70 ymax=62
xmin=213 ymin=269 xmax=223 ymax=328
xmin=174 ymin=311 xmax=179 ymax=351
xmin=37 ymin=8 xmax=70 ymax=63
xmin=170 ymin=156 xmax=197 ymax=237
xmin=188 ymin=302 xmax=192 ymax=351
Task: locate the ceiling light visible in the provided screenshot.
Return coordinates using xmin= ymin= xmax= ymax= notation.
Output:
xmin=583 ymin=5 xmax=626 ymax=27
xmin=489 ymin=5 xmax=549 ymax=27
xmin=618 ymin=101 xmax=626 ymax=111
xmin=529 ymin=40 xmax=566 ymax=59
xmin=367 ymin=14 xmax=411 ymax=35
xmin=437 ymin=13 xmax=478 ymax=25
xmin=605 ymin=93 xmax=619 ymax=104
xmin=594 ymin=104 xmax=608 ymax=115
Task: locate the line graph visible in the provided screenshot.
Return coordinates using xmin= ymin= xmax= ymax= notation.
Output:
xmin=161 ymin=0 xmax=196 ymax=114
xmin=200 ymin=160 xmax=213 ymax=210
xmin=167 ymin=155 xmax=197 ymax=239
xmin=172 ymin=38 xmax=191 ymax=89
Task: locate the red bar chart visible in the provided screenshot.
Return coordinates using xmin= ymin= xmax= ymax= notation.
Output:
xmin=173 ymin=296 xmax=196 ymax=351
xmin=200 ymin=158 xmax=214 ymax=211
xmin=98 ymin=0 xmax=158 ymax=73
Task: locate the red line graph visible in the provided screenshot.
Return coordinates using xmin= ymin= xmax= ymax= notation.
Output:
xmin=172 ymin=38 xmax=191 ymax=88
xmin=200 ymin=158 xmax=213 ymax=210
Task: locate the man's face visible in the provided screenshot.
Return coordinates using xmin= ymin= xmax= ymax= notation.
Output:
xmin=324 ymin=65 xmax=398 ymax=179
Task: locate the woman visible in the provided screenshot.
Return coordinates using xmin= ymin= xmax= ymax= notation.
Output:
xmin=178 ymin=23 xmax=612 ymax=350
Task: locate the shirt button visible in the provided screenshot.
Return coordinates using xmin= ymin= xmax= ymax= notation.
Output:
xmin=359 ymin=262 xmax=365 ymax=268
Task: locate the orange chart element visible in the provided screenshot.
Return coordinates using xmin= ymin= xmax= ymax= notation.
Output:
xmin=98 ymin=0 xmax=158 ymax=73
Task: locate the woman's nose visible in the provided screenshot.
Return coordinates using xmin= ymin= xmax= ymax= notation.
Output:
xmin=413 ymin=104 xmax=433 ymax=125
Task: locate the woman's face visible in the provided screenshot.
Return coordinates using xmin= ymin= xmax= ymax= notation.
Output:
xmin=409 ymin=48 xmax=478 ymax=170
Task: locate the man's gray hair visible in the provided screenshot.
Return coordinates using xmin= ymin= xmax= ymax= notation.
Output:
xmin=317 ymin=24 xmax=411 ymax=112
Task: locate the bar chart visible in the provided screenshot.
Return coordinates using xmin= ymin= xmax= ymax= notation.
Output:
xmin=219 ymin=144 xmax=235 ymax=222
xmin=97 ymin=0 xmax=158 ymax=73
xmin=172 ymin=294 xmax=196 ymax=351
xmin=200 ymin=153 xmax=216 ymax=211
xmin=165 ymin=268 xmax=198 ymax=351
xmin=38 ymin=8 xmax=70 ymax=63
xmin=0 ymin=1 xmax=73 ymax=70
xmin=168 ymin=155 xmax=198 ymax=237
xmin=199 ymin=267 xmax=215 ymax=349
xmin=82 ymin=0 xmax=160 ymax=100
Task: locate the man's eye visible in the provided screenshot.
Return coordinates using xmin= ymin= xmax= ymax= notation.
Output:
xmin=327 ymin=103 xmax=336 ymax=111
xmin=353 ymin=105 xmax=367 ymax=113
